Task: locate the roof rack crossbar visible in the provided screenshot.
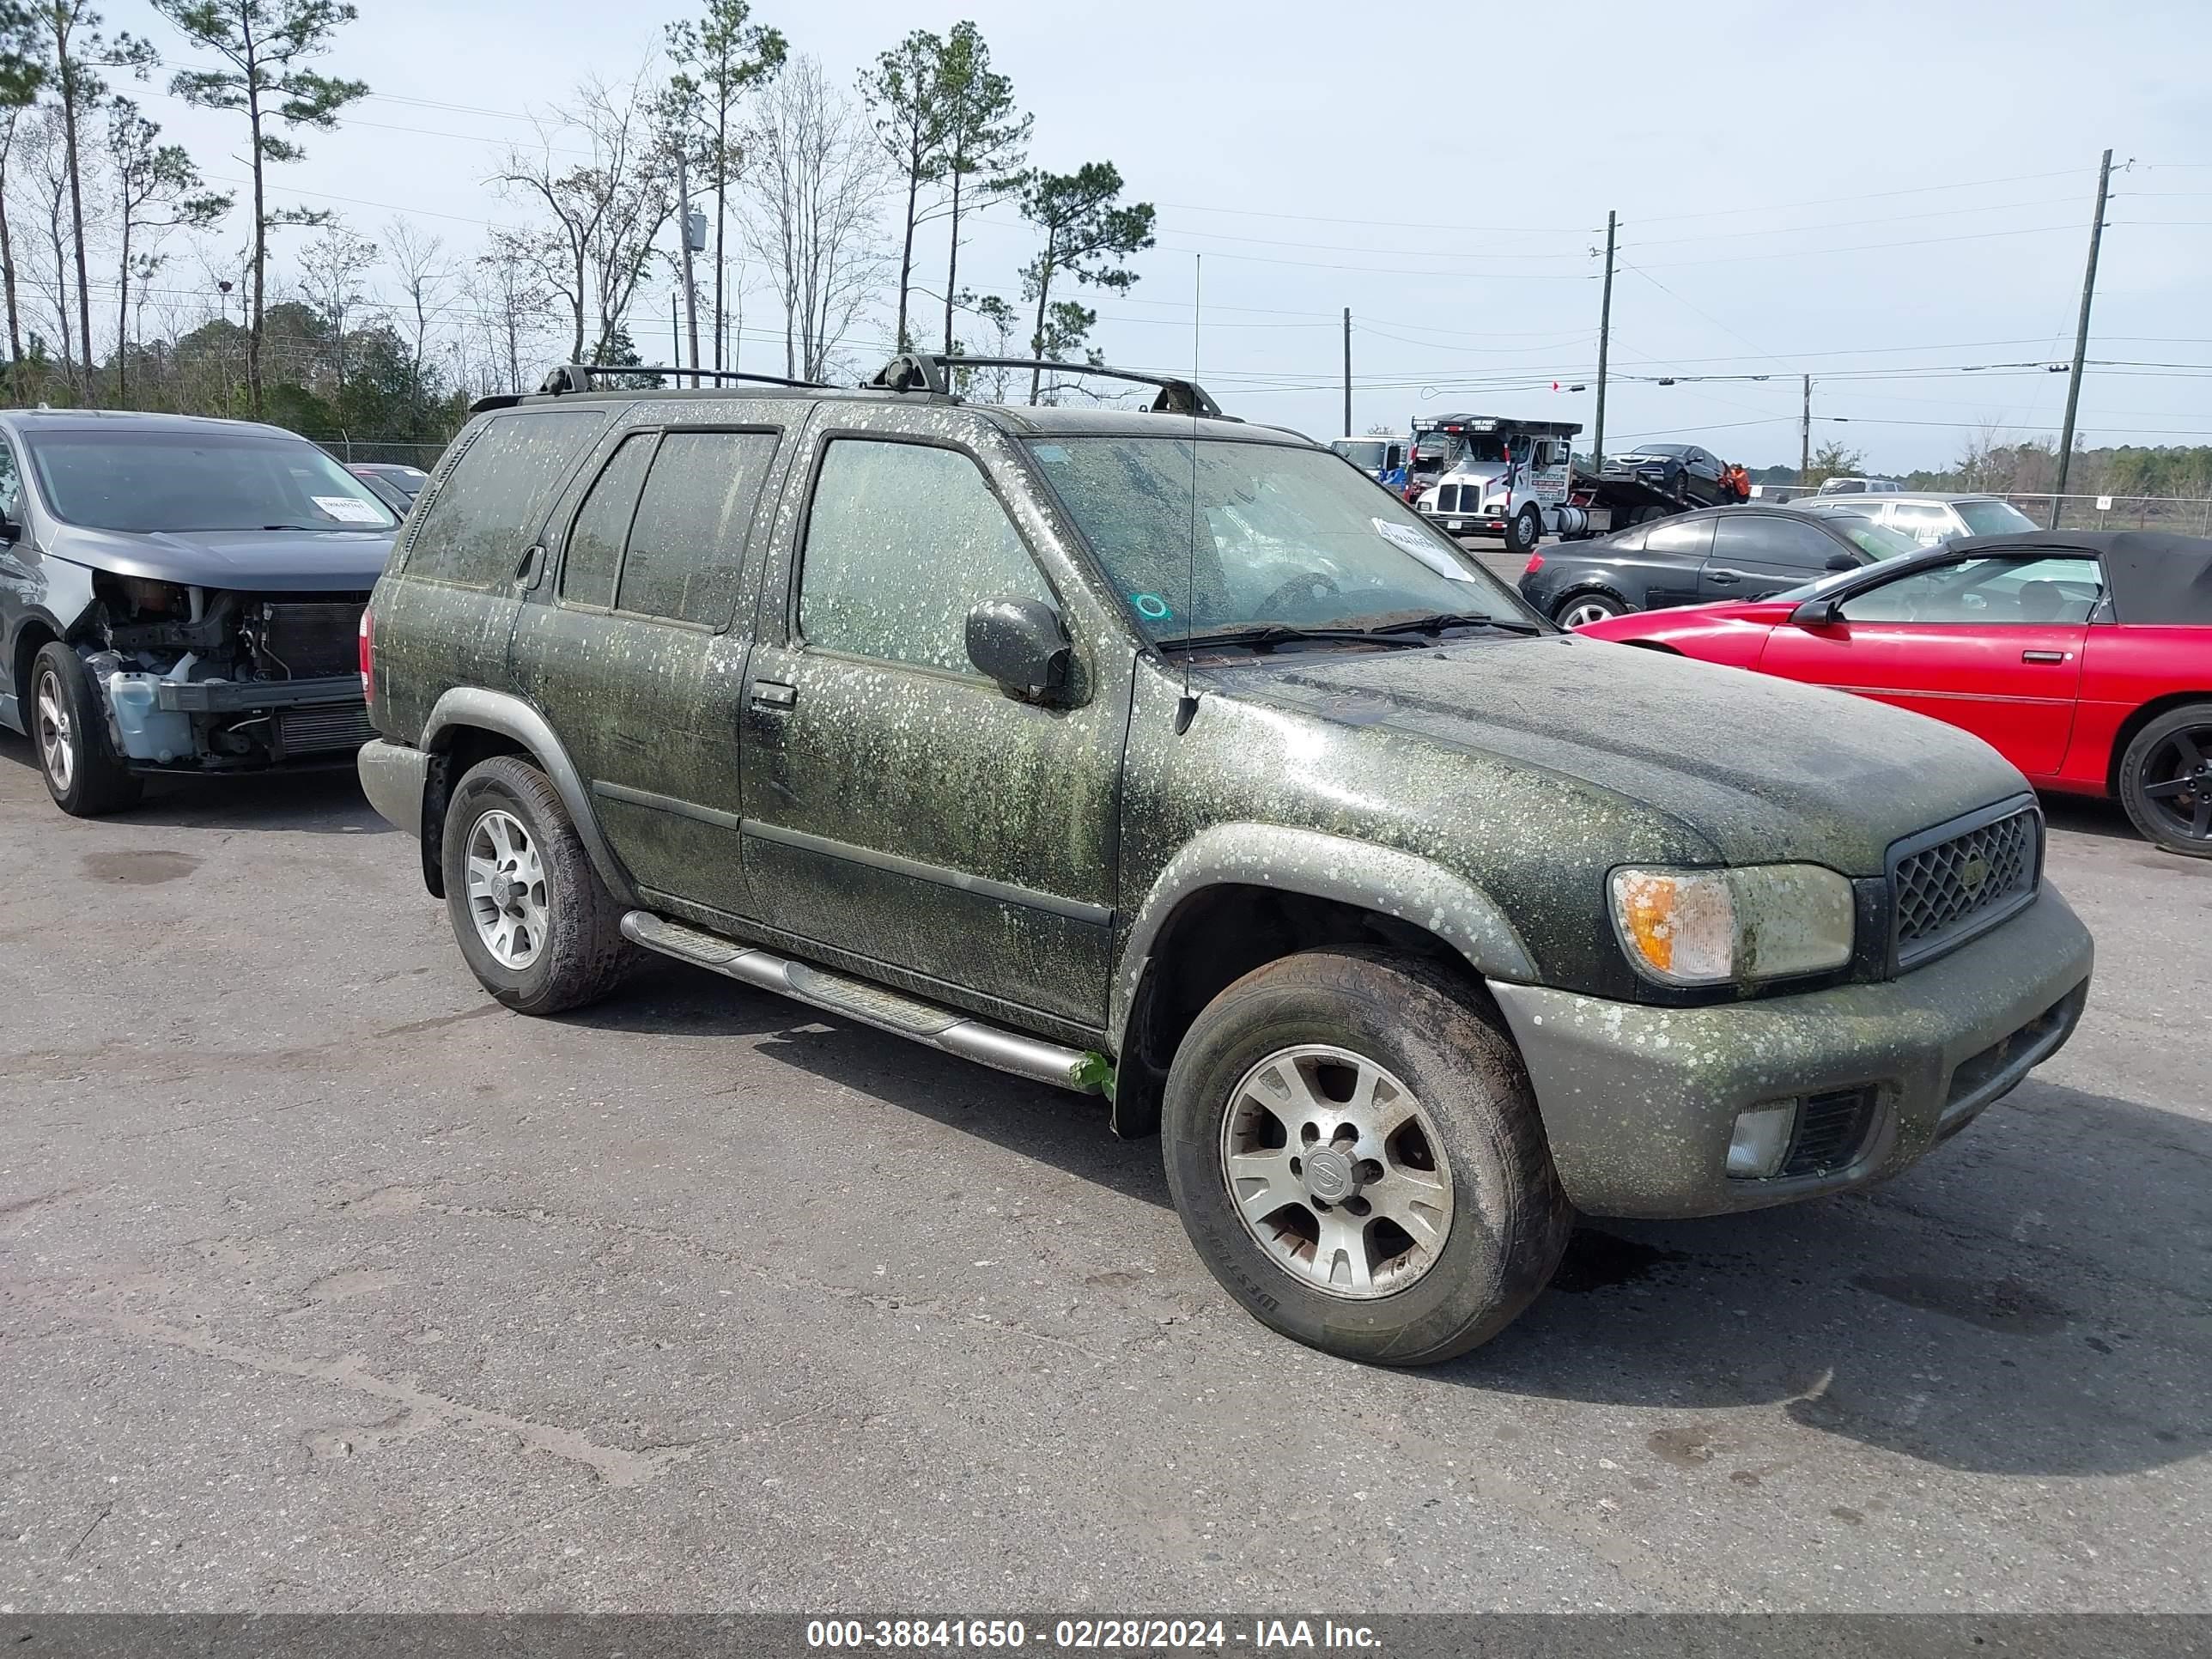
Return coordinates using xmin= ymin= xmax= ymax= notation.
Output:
xmin=538 ymin=363 xmax=830 ymax=394
xmin=869 ymin=353 xmax=1225 ymax=419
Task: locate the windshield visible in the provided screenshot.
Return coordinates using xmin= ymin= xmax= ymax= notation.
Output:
xmin=27 ymin=430 xmax=400 ymax=534
xmin=1333 ymin=440 xmax=1389 ymax=471
xmin=1955 ymin=499 xmax=2037 ymax=537
xmin=1629 ymin=443 xmax=1689 ymax=458
xmin=1027 ymin=436 xmax=1538 ymax=641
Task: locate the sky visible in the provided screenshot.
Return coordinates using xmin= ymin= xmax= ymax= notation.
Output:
xmin=106 ymin=0 xmax=2212 ymax=473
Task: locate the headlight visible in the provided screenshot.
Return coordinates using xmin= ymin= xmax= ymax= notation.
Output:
xmin=1609 ymin=864 xmax=1854 ymax=987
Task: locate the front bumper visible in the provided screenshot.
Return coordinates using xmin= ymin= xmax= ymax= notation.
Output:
xmin=1489 ymin=884 xmax=2093 ymax=1218
xmin=358 ymin=738 xmax=429 ymax=836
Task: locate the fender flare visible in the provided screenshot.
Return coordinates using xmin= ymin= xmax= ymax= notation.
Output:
xmin=1108 ymin=822 xmax=1538 ymax=1050
xmin=420 ymin=686 xmax=640 ymax=908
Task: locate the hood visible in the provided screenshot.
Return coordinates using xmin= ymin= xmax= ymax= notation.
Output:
xmin=1203 ymin=633 xmax=2027 ymax=876
xmin=47 ymin=524 xmax=395 ymax=592
xmin=1444 ymin=465 xmax=1510 ymax=490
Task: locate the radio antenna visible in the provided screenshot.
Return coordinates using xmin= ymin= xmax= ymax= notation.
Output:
xmin=1174 ymin=253 xmax=1201 ymax=736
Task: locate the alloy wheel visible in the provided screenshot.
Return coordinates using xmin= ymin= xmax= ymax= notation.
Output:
xmin=465 ymin=808 xmax=550 ymax=968
xmin=1219 ymin=1043 xmax=1455 ymax=1299
xmin=1559 ymin=599 xmax=1619 ymax=629
xmin=2139 ymin=725 xmax=2212 ymax=843
xmin=34 ymin=667 xmax=74 ymax=793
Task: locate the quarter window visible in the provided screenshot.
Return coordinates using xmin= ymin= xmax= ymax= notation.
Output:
xmin=403 ymin=410 xmax=605 ymax=588
xmin=799 ymin=440 xmax=1049 ymax=673
xmin=560 ymin=434 xmax=655 ymax=608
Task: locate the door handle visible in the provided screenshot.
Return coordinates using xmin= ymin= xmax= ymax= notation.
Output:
xmin=2021 ymin=650 xmax=2069 ymax=665
xmin=750 ymin=679 xmax=797 ymax=709
xmin=514 ymin=543 xmax=544 ymax=585
xmin=1706 ymin=570 xmax=1741 ymax=586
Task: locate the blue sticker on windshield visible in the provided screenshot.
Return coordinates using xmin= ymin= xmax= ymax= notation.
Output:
xmin=1131 ymin=592 xmax=1172 ymax=619
xmin=1032 ymin=444 xmax=1069 ymax=463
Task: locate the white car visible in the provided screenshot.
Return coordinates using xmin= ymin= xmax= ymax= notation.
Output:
xmin=1793 ymin=493 xmax=2039 ymax=547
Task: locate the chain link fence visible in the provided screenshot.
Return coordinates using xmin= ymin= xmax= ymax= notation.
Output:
xmin=1996 ymin=493 xmax=2212 ymax=535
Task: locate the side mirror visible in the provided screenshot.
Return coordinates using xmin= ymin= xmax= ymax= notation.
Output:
xmin=1790 ymin=597 xmax=1844 ymax=628
xmin=1824 ymin=553 xmax=1858 ymax=573
xmin=965 ymin=596 xmax=1069 ymax=701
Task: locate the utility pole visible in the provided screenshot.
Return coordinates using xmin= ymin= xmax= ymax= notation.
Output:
xmin=671 ymin=289 xmax=680 ymax=373
xmin=1801 ymin=374 xmax=1812 ymax=483
xmin=2051 ymin=148 xmax=2113 ymax=529
xmin=676 ymin=148 xmax=702 ymax=387
xmin=1591 ymin=210 xmax=1615 ymax=468
xmin=1341 ymin=308 xmax=1352 ymax=437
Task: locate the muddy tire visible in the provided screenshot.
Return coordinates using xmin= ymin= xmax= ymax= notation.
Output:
xmin=441 ymin=754 xmax=635 ymax=1014
xmin=1161 ymin=946 xmax=1571 ymax=1366
xmin=2118 ymin=701 xmax=2212 ymax=857
xmin=30 ymin=642 xmax=143 ymax=817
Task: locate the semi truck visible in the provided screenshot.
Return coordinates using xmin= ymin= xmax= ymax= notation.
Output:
xmin=1407 ymin=413 xmax=1713 ymax=554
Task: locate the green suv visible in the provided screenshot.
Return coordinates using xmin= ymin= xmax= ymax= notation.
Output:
xmin=358 ymin=356 xmax=2094 ymax=1365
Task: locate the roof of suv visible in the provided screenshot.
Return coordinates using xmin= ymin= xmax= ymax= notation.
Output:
xmin=1796 ymin=492 xmax=2013 ymax=508
xmin=0 ymin=408 xmax=300 ymax=439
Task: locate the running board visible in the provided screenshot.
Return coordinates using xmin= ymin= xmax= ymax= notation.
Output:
xmin=619 ymin=911 xmax=1102 ymax=1095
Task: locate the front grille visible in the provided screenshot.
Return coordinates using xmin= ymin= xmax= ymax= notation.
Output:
xmin=274 ymin=702 xmax=375 ymax=756
xmin=257 ymin=600 xmax=367 ymax=679
xmin=1781 ymin=1086 xmax=1875 ymax=1178
xmin=1436 ymin=484 xmax=1459 ymax=513
xmin=1891 ymin=805 xmax=2039 ymax=968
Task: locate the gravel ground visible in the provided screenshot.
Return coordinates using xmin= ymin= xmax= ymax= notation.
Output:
xmin=1 ymin=727 xmax=2205 ymax=1613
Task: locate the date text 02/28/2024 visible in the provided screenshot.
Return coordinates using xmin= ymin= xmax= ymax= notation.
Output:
xmin=803 ymin=1619 xmax=1383 ymax=1650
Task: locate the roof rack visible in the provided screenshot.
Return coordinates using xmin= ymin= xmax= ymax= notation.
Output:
xmin=869 ymin=353 xmax=1225 ymax=419
xmin=537 ymin=363 xmax=831 ymax=395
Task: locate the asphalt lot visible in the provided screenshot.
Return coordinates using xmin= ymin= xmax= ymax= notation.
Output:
xmin=1 ymin=716 xmax=2207 ymax=1613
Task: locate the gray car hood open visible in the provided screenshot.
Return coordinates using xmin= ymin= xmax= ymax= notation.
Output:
xmin=50 ymin=524 xmax=395 ymax=592
xmin=1203 ymin=631 xmax=2029 ymax=877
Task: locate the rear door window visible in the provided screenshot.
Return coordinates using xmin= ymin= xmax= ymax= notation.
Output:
xmin=617 ymin=431 xmax=781 ymax=627
xmin=1890 ymin=502 xmax=1954 ymax=544
xmin=404 ymin=410 xmax=606 ymax=588
xmin=559 ymin=433 xmax=657 ymax=609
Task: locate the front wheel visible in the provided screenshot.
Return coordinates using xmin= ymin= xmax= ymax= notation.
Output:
xmin=1555 ymin=591 xmax=1626 ymax=629
xmin=1504 ymin=503 xmax=1542 ymax=556
xmin=441 ymin=754 xmax=637 ymax=1012
xmin=2118 ymin=702 xmax=2212 ymax=856
xmin=31 ymin=642 xmax=142 ymax=817
xmin=1161 ymin=947 xmax=1571 ymax=1366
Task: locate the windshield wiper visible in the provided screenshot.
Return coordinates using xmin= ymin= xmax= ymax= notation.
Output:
xmin=1365 ymin=611 xmax=1545 ymax=637
xmin=1163 ymin=624 xmax=1435 ymax=654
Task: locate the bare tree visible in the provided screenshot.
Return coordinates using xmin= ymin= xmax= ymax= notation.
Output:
xmin=663 ymin=0 xmax=782 ymax=373
xmin=471 ymin=226 xmax=554 ymax=395
xmin=17 ymin=102 xmax=72 ymax=376
xmin=296 ymin=216 xmax=372 ymax=389
xmin=381 ymin=214 xmax=448 ymax=375
xmin=106 ymin=96 xmax=227 ymax=399
xmin=495 ymin=66 xmax=678 ymax=367
xmin=741 ymin=54 xmax=884 ymax=382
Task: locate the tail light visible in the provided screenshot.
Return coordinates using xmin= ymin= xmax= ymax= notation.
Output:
xmin=1523 ymin=553 xmax=1545 ymax=575
xmin=358 ymin=606 xmax=374 ymax=698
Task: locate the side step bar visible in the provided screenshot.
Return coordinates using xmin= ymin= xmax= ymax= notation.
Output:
xmin=620 ymin=911 xmax=1103 ymax=1096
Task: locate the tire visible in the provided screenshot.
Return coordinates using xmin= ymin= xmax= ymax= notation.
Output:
xmin=441 ymin=754 xmax=637 ymax=1013
xmin=1554 ymin=591 xmax=1626 ymax=629
xmin=1504 ymin=504 xmax=1542 ymax=556
xmin=2118 ymin=702 xmax=2212 ymax=857
xmin=30 ymin=642 xmax=143 ymax=817
xmin=1160 ymin=946 xmax=1571 ymax=1366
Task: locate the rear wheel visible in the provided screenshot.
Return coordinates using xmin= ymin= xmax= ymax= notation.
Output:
xmin=441 ymin=754 xmax=637 ymax=1012
xmin=1556 ymin=591 xmax=1626 ymax=629
xmin=30 ymin=642 xmax=142 ymax=817
xmin=2119 ymin=702 xmax=2212 ymax=857
xmin=1161 ymin=947 xmax=1571 ymax=1366
xmin=1504 ymin=503 xmax=1542 ymax=556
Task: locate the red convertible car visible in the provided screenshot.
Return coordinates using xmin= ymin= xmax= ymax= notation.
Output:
xmin=1578 ymin=530 xmax=2212 ymax=855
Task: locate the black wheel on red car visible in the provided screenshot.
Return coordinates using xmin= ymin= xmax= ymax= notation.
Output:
xmin=2119 ymin=702 xmax=2212 ymax=857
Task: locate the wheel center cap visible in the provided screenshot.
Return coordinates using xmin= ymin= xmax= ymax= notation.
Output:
xmin=1304 ymin=1146 xmax=1358 ymax=1204
xmin=491 ymin=874 xmax=524 ymax=908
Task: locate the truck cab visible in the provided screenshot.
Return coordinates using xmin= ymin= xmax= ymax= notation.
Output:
xmin=1328 ymin=435 xmax=1408 ymax=492
xmin=1410 ymin=416 xmax=1585 ymax=555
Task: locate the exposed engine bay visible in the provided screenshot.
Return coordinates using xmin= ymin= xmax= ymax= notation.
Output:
xmin=80 ymin=574 xmax=374 ymax=769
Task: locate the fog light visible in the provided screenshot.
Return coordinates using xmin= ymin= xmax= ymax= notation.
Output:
xmin=1726 ymin=1103 xmax=1798 ymax=1178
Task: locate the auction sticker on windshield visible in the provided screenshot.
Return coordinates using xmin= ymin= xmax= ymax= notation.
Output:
xmin=314 ymin=495 xmax=386 ymax=524
xmin=1374 ymin=516 xmax=1477 ymax=581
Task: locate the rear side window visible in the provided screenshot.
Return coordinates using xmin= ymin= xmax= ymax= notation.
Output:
xmin=618 ymin=431 xmax=780 ymax=626
xmin=1644 ymin=517 xmax=1715 ymax=559
xmin=561 ymin=434 xmax=657 ymax=609
xmin=403 ymin=410 xmax=605 ymax=588
xmin=800 ymin=439 xmax=1047 ymax=673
